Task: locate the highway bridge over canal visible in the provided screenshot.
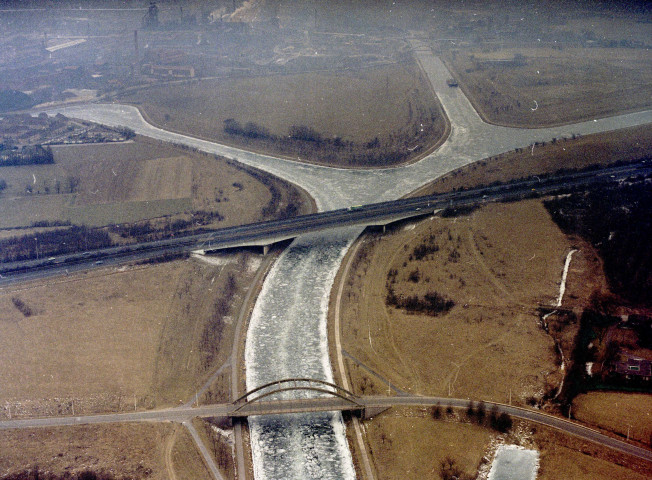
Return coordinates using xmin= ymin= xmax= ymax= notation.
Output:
xmin=1 ymin=160 xmax=649 ymax=286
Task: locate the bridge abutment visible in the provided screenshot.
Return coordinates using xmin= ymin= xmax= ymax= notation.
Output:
xmin=361 ymin=405 xmax=391 ymax=420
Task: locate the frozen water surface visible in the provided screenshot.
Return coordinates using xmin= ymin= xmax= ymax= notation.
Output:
xmin=48 ymin=43 xmax=652 ymax=480
xmin=250 ymin=412 xmax=354 ymax=480
xmin=487 ymin=445 xmax=539 ymax=480
xmin=246 ymin=229 xmax=360 ymax=479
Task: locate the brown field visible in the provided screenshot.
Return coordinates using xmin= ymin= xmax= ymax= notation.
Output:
xmin=118 ymin=62 xmax=445 ymax=164
xmin=0 ymin=251 xmax=263 ymax=417
xmin=151 ymin=253 xmax=263 ymax=407
xmin=360 ymin=407 xmax=494 ymax=480
xmin=535 ymin=425 xmax=652 ymax=480
xmin=0 ymin=423 xmax=210 ymax=479
xmin=0 ymin=136 xmax=311 ymax=232
xmin=333 ymin=198 xmax=649 ymax=478
xmin=441 ymin=46 xmax=652 ymax=127
xmin=415 ymin=124 xmax=652 ymax=196
xmin=539 ymin=448 xmax=650 ymax=480
xmin=349 ymin=405 xmax=652 ymax=480
xmin=572 ymin=392 xmax=652 ymax=445
xmin=334 ymin=199 xmax=568 ymax=404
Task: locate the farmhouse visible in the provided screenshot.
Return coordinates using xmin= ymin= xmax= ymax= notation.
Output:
xmin=613 ymin=353 xmax=652 ymax=381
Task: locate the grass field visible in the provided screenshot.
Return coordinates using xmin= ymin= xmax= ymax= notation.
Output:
xmin=335 ymin=199 xmax=567 ymax=404
xmin=441 ymin=46 xmax=652 ymax=127
xmin=118 ymin=62 xmax=446 ymax=166
xmin=361 ymin=408 xmax=494 ymax=480
xmin=572 ymin=392 xmax=652 ymax=445
xmin=120 ymin=64 xmax=433 ymax=141
xmin=333 ymin=199 xmax=649 ymax=479
xmin=0 ymin=263 xmax=171 ymax=414
xmin=0 ymin=136 xmax=311 ymax=234
xmin=0 ymin=251 xmax=262 ymax=417
xmin=535 ymin=425 xmax=652 ymax=480
xmin=538 ymin=447 xmax=650 ymax=480
xmin=0 ymin=423 xmax=210 ymax=479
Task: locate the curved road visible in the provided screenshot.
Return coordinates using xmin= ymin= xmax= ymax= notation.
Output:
xmin=2 ymin=395 xmax=650 ymax=463
xmin=43 ymin=41 xmax=652 ymax=479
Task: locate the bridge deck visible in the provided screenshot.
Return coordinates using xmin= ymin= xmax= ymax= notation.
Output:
xmin=229 ymin=397 xmax=362 ymax=417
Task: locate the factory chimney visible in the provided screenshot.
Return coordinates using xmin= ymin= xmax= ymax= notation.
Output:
xmin=133 ymin=30 xmax=139 ymax=76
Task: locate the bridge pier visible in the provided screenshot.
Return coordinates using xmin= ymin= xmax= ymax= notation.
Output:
xmin=263 ymin=244 xmax=269 ymax=255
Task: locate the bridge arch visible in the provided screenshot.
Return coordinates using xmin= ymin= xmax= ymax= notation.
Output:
xmin=233 ymin=378 xmax=360 ymax=410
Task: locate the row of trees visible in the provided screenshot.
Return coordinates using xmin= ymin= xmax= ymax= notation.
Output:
xmin=0 ymin=207 xmax=229 ymax=264
xmin=25 ymin=176 xmax=80 ymax=195
xmin=1 ymin=469 xmax=121 ymax=480
xmin=0 ymin=226 xmax=113 ymax=263
xmin=11 ymin=296 xmax=33 ymax=317
xmin=431 ymin=401 xmax=513 ymax=433
xmin=227 ymin=158 xmax=302 ymax=220
xmin=110 ymin=210 xmax=224 ymax=241
xmin=199 ymin=273 xmax=237 ymax=370
xmin=223 ymin=112 xmax=439 ymax=167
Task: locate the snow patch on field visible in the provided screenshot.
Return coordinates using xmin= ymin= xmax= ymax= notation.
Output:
xmin=211 ymin=424 xmax=233 ymax=442
xmin=555 ymin=249 xmax=577 ymax=307
xmin=247 ymin=255 xmax=263 ymax=274
xmin=191 ymin=253 xmax=235 ymax=266
xmin=487 ymin=445 xmax=539 ymax=480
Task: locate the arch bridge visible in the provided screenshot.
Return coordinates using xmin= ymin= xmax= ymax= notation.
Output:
xmin=228 ymin=378 xmax=388 ymax=419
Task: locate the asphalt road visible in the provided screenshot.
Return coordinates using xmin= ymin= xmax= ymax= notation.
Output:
xmin=2 ymin=395 xmax=649 ymax=463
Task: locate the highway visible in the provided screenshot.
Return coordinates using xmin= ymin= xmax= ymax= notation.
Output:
xmin=1 ymin=160 xmax=649 ymax=286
